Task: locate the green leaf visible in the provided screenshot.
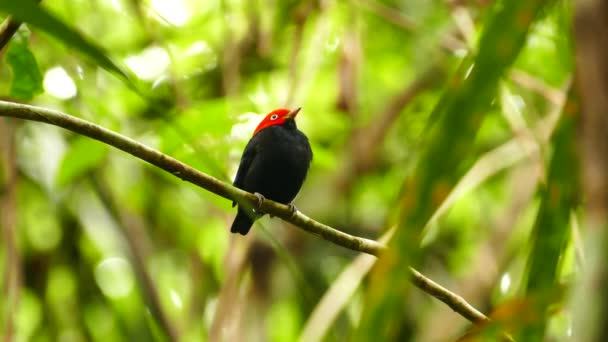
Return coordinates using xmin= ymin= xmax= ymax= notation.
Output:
xmin=0 ymin=0 xmax=136 ymax=90
xmin=56 ymin=137 xmax=108 ymax=186
xmin=359 ymin=0 xmax=556 ymax=339
xmin=6 ymin=29 xmax=43 ymax=100
xmin=519 ymin=87 xmax=578 ymax=340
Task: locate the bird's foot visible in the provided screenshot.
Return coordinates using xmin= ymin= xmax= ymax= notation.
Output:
xmin=253 ymin=192 xmax=266 ymax=210
xmin=287 ymin=203 xmax=298 ymax=219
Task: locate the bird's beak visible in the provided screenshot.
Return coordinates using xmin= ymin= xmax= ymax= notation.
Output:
xmin=284 ymin=107 xmax=301 ymax=120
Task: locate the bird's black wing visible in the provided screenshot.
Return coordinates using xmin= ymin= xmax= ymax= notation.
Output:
xmin=232 ymin=138 xmax=257 ymax=207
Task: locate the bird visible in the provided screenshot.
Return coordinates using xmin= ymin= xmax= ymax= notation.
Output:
xmin=230 ymin=107 xmax=313 ymax=235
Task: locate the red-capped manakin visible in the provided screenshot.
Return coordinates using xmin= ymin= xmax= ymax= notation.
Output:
xmin=230 ymin=107 xmax=313 ymax=235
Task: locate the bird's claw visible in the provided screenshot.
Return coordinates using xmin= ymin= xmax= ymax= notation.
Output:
xmin=287 ymin=203 xmax=298 ymax=219
xmin=253 ymin=192 xmax=265 ymax=209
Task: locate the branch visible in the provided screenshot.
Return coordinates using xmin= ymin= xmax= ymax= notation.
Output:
xmin=0 ymin=0 xmax=42 ymax=51
xmin=572 ymin=1 xmax=608 ymax=340
xmin=0 ymin=100 xmax=385 ymax=254
xmin=0 ymin=118 xmax=22 ymax=341
xmin=335 ymin=64 xmax=444 ymax=195
xmin=351 ymin=65 xmax=442 ymax=174
xmin=91 ymin=175 xmax=180 ymax=342
xmin=409 ymin=267 xmax=489 ymax=324
xmin=0 ymin=100 xmax=492 ymax=327
xmin=0 ymin=16 xmax=22 ymax=51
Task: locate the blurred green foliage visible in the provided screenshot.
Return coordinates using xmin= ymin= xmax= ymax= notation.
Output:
xmin=0 ymin=0 xmax=577 ymax=341
xmin=6 ymin=29 xmax=43 ymax=100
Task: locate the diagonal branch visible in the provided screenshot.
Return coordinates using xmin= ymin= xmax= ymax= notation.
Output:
xmin=0 ymin=99 xmax=492 ymax=327
xmin=0 ymin=101 xmax=385 ymax=256
xmin=0 ymin=0 xmax=42 ymax=51
xmin=0 ymin=16 xmax=23 ymax=51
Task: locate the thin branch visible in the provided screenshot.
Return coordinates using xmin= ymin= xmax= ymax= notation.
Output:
xmin=0 ymin=100 xmax=492 ymax=327
xmin=0 ymin=100 xmax=385 ymax=255
xmin=0 ymin=0 xmax=42 ymax=52
xmin=409 ymin=267 xmax=489 ymax=324
xmin=284 ymin=1 xmax=311 ymax=108
xmin=354 ymin=65 xmax=442 ymax=172
xmin=0 ymin=16 xmax=22 ymax=52
xmin=572 ymin=1 xmax=608 ymax=340
xmin=90 ymin=175 xmax=180 ymax=342
xmin=0 ymin=118 xmax=22 ymax=341
xmin=336 ymin=64 xmax=443 ymax=194
xmin=352 ymin=0 xmax=417 ymax=31
xmin=509 ymin=69 xmax=565 ymax=106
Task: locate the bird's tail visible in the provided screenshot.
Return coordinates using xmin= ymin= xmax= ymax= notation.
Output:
xmin=230 ymin=209 xmax=254 ymax=235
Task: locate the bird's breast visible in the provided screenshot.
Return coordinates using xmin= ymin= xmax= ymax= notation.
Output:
xmin=244 ymin=126 xmax=312 ymax=203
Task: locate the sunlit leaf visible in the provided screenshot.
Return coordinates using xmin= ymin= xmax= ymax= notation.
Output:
xmin=0 ymin=0 xmax=135 ymax=89
xmin=6 ymin=28 xmax=43 ymax=100
xmin=519 ymin=87 xmax=578 ymax=340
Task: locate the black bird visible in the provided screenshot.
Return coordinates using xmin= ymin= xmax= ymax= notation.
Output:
xmin=231 ymin=107 xmax=313 ymax=235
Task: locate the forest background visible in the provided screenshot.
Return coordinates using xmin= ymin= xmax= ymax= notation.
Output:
xmin=1 ymin=0 xmax=608 ymax=341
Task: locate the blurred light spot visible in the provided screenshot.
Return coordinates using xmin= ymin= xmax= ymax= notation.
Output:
xmin=18 ymin=124 xmax=66 ymax=191
xmin=152 ymin=75 xmax=168 ymax=90
xmin=47 ymin=266 xmax=76 ymax=301
xmin=95 ymin=257 xmax=134 ymax=299
xmin=150 ymin=0 xmax=191 ymax=26
xmin=185 ymin=41 xmax=211 ymax=56
xmin=512 ymin=94 xmax=525 ymax=112
xmin=248 ymin=82 xmax=270 ymax=108
xmin=27 ymin=217 xmax=61 ymax=252
xmin=125 ymin=46 xmax=170 ymax=80
xmin=500 ymin=273 xmax=511 ymax=293
xmin=78 ymin=191 xmax=123 ymax=254
xmin=203 ymin=297 xmax=218 ymax=329
xmin=169 ymin=289 xmax=183 ymax=309
xmin=185 ymin=40 xmax=217 ymax=70
xmin=527 ymin=21 xmax=556 ymax=52
xmin=43 ymin=66 xmax=77 ymax=99
xmin=110 ymin=0 xmax=124 ymax=12
xmin=454 ymin=48 xmax=467 ymax=57
xmin=75 ymin=65 xmax=84 ymax=80
xmin=567 ymin=325 xmax=572 ymax=337
xmin=325 ymin=36 xmax=340 ymax=52
xmin=230 ymin=112 xmax=262 ymax=140
xmin=464 ymin=63 xmax=474 ymax=80
xmin=15 ymin=290 xmax=42 ymax=341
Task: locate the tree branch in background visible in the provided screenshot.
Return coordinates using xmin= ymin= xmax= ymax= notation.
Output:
xmin=0 ymin=0 xmax=41 ymax=51
xmin=0 ymin=6 xmax=38 ymax=336
xmin=284 ymin=1 xmax=313 ymax=108
xmin=571 ymin=1 xmax=608 ymax=341
xmin=0 ymin=100 xmax=495 ymax=328
xmin=337 ymin=65 xmax=443 ymax=193
xmin=353 ymin=0 xmax=416 ymax=31
xmin=336 ymin=26 xmax=361 ymax=116
xmin=0 ymin=15 xmax=23 ymax=52
xmin=90 ymin=175 xmax=180 ymax=342
xmin=0 ymin=118 xmax=22 ymax=341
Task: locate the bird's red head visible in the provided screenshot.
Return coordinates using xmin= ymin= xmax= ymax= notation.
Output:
xmin=252 ymin=108 xmax=301 ymax=136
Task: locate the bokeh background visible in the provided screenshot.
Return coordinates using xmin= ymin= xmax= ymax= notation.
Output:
xmin=0 ymin=0 xmax=595 ymax=341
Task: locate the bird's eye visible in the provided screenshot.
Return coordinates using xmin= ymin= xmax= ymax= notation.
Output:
xmin=270 ymin=114 xmax=279 ymax=120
